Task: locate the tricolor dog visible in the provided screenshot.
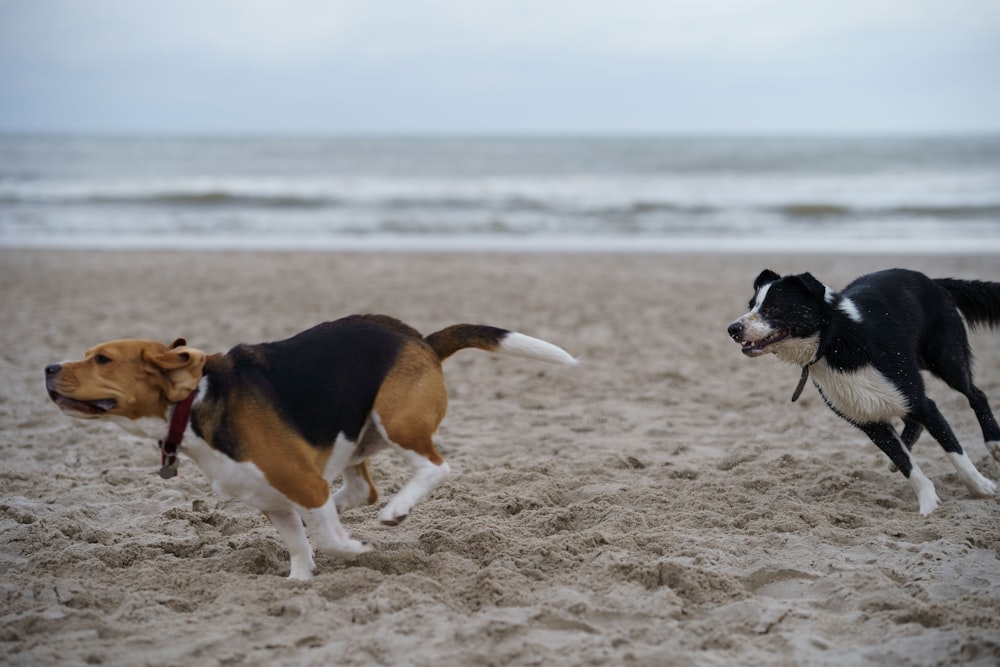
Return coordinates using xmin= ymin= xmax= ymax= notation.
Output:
xmin=728 ymin=268 xmax=1000 ymax=515
xmin=45 ymin=315 xmax=576 ymax=580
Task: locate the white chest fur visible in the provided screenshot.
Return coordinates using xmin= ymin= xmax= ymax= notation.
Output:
xmin=810 ymin=361 xmax=911 ymax=423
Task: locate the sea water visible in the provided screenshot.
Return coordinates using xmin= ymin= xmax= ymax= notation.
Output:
xmin=1 ymin=135 xmax=998 ymax=252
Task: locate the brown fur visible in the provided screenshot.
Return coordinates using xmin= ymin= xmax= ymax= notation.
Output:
xmin=230 ymin=395 xmax=331 ymax=509
xmin=373 ymin=340 xmax=449 ymax=464
xmin=425 ymin=324 xmax=504 ymax=360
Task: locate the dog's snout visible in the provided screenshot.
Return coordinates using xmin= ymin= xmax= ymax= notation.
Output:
xmin=727 ymin=321 xmax=744 ymax=340
xmin=44 ymin=364 xmax=63 ymax=393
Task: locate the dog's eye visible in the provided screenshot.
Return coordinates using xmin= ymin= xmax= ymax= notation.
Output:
xmin=94 ymin=354 xmax=112 ymax=365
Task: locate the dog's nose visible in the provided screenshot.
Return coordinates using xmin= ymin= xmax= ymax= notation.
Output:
xmin=727 ymin=321 xmax=744 ymax=340
xmin=45 ymin=364 xmax=62 ymax=377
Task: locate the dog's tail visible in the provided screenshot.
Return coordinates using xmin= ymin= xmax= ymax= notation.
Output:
xmin=425 ymin=324 xmax=577 ymax=365
xmin=936 ymin=278 xmax=1000 ymax=330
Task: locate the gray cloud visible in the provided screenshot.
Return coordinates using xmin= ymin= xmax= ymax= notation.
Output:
xmin=2 ymin=0 xmax=998 ymax=134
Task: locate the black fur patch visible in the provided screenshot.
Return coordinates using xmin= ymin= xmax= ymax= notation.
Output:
xmin=751 ymin=271 xmax=831 ymax=347
xmin=196 ymin=315 xmax=419 ymax=457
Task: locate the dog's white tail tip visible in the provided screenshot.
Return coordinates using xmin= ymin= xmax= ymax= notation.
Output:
xmin=499 ymin=332 xmax=578 ymax=365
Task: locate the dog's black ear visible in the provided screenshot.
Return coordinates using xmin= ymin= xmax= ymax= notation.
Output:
xmin=753 ymin=269 xmax=781 ymax=289
xmin=790 ymin=272 xmax=827 ymax=300
xmin=169 ymin=338 xmax=187 ymax=349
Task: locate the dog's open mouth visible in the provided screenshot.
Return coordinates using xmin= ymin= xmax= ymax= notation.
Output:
xmin=48 ymin=390 xmax=117 ymax=416
xmin=740 ymin=329 xmax=789 ymax=356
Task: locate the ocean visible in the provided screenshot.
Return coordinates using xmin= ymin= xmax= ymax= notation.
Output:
xmin=2 ymin=135 xmax=999 ymax=252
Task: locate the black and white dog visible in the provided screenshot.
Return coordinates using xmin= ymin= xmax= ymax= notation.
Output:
xmin=728 ymin=268 xmax=1000 ymax=515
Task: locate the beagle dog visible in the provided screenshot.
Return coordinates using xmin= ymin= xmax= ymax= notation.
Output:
xmin=45 ymin=314 xmax=576 ymax=580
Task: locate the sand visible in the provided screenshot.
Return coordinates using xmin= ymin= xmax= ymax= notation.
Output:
xmin=2 ymin=249 xmax=999 ymax=666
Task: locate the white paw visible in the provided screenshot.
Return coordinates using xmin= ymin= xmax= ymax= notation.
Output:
xmin=320 ymin=538 xmax=374 ymax=560
xmin=917 ymin=487 xmax=941 ymax=516
xmin=285 ymin=548 xmax=315 ymax=581
xmin=378 ymin=501 xmax=412 ymax=526
xmin=947 ymin=451 xmax=997 ymax=498
xmin=333 ymin=488 xmax=366 ymax=513
xmin=288 ymin=558 xmax=315 ymax=581
xmin=966 ymin=474 xmax=997 ymax=498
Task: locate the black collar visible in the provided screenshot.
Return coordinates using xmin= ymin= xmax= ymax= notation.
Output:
xmin=791 ymin=355 xmax=821 ymax=403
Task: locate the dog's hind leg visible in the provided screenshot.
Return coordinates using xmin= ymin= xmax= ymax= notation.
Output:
xmin=370 ymin=351 xmax=450 ymax=526
xmin=909 ymin=397 xmax=996 ymax=498
xmin=955 ymin=383 xmax=1000 ymax=463
xmin=858 ymin=421 xmax=940 ymax=515
xmin=265 ymin=509 xmax=315 ymax=581
xmin=377 ymin=446 xmax=450 ymax=526
xmin=369 ymin=398 xmax=450 ymax=526
xmin=921 ymin=318 xmax=1000 ymax=461
xmin=370 ymin=401 xmax=450 ymax=526
xmin=333 ymin=461 xmax=379 ymax=512
xmin=900 ymin=418 xmax=924 ymax=450
xmin=332 ymin=422 xmax=387 ymax=512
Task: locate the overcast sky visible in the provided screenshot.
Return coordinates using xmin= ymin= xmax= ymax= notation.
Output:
xmin=1 ymin=0 xmax=999 ymax=135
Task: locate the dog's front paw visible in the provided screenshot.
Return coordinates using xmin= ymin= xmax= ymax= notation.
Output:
xmin=917 ymin=486 xmax=941 ymax=516
xmin=288 ymin=565 xmax=314 ymax=581
xmin=287 ymin=551 xmax=315 ymax=581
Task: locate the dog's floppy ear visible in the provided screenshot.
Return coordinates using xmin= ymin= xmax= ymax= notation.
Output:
xmin=753 ymin=269 xmax=781 ymax=289
xmin=790 ymin=272 xmax=827 ymax=300
xmin=145 ymin=342 xmax=206 ymax=402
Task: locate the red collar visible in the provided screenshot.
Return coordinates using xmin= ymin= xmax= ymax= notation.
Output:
xmin=159 ymin=389 xmax=197 ymax=479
